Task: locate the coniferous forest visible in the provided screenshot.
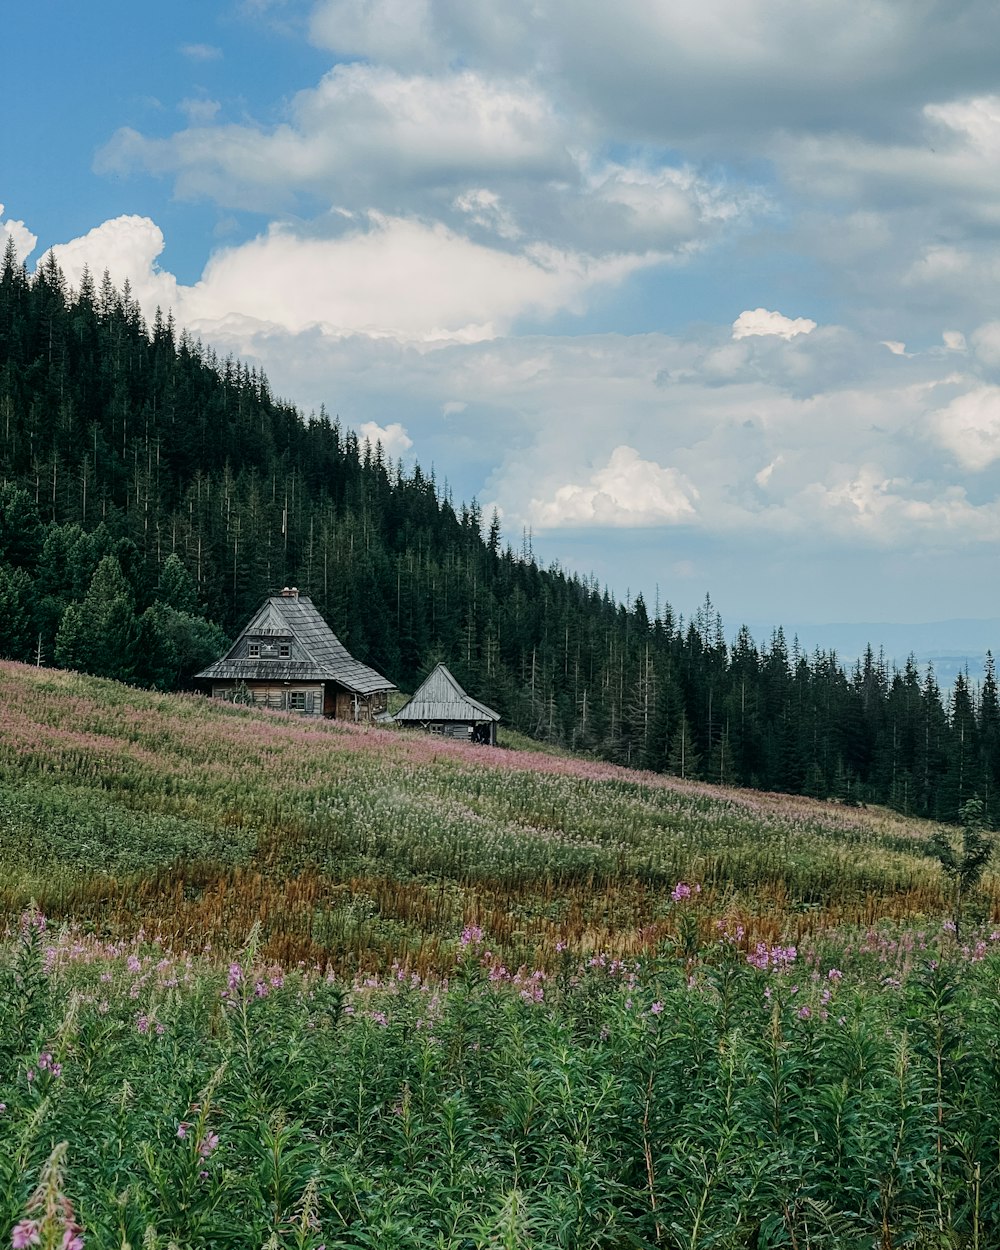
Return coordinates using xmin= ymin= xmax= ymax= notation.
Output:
xmin=1 ymin=239 xmax=998 ymax=823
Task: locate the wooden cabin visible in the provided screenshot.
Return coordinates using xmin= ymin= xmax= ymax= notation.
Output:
xmin=195 ymin=588 xmax=394 ymax=720
xmin=393 ymin=663 xmax=500 ymax=744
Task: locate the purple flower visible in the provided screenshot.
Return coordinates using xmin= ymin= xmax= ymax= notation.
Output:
xmin=650 ymin=1001 xmax=664 ymax=1015
xmin=11 ymin=1221 xmax=40 ymax=1248
xmin=227 ymin=962 xmax=243 ymax=990
xmin=61 ymin=1230 xmax=84 ymax=1250
xmin=19 ymin=910 xmax=46 ymax=936
xmin=176 ymin=1122 xmax=189 ymax=1140
xmin=136 ymin=1015 xmax=149 ymax=1035
xmin=459 ymin=925 xmax=484 ymax=948
xmin=199 ymin=1131 xmax=220 ymax=1157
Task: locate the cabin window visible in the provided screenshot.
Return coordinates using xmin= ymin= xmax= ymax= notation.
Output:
xmin=247 ymin=642 xmax=260 ymax=658
xmin=279 ymin=643 xmax=291 ymax=659
xmin=289 ymin=691 xmax=307 ymax=712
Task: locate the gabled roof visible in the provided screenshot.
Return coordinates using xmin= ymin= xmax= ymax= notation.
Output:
xmin=195 ymin=595 xmax=395 ymax=695
xmin=393 ymin=663 xmax=500 ymax=723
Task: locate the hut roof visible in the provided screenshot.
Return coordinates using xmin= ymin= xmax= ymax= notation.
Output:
xmin=195 ymin=594 xmax=395 ymax=695
xmin=393 ymin=663 xmax=500 ymax=723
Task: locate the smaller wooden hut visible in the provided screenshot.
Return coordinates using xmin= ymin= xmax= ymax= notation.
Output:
xmin=393 ymin=663 xmax=500 ymax=744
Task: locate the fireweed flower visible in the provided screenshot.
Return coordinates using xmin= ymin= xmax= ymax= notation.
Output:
xmin=11 ymin=1219 xmax=40 ymax=1248
xmin=199 ymin=1132 xmax=220 ymax=1158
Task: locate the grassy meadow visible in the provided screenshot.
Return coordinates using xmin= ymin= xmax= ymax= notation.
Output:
xmin=2 ymin=660 xmax=1000 ymax=1247
xmin=0 ymin=661 xmax=978 ymax=971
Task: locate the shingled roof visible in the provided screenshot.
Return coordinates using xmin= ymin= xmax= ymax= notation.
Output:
xmin=195 ymin=594 xmax=394 ymax=695
xmin=393 ymin=663 xmax=500 ymax=723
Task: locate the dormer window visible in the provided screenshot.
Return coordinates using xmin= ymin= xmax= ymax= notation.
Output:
xmin=247 ymin=642 xmax=260 ymax=658
xmin=279 ymin=643 xmax=291 ymax=659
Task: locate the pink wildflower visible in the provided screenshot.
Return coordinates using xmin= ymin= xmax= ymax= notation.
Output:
xmin=199 ymin=1131 xmax=220 ymax=1158
xmin=11 ymin=1220 xmax=40 ymax=1248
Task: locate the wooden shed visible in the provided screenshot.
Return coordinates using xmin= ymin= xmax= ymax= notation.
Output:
xmin=195 ymin=588 xmax=394 ymax=720
xmin=392 ymin=663 xmax=500 ymax=744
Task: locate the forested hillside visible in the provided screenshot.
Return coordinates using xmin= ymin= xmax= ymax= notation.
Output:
xmin=1 ymin=239 xmax=997 ymax=821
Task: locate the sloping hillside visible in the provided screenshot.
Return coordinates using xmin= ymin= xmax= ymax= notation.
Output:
xmin=0 ymin=661 xmax=975 ymax=970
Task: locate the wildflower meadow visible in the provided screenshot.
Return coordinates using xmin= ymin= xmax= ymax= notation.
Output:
xmin=1 ymin=660 xmax=999 ymax=1246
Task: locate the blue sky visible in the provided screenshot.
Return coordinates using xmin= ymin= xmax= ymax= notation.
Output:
xmin=6 ymin=1 xmax=1000 ymax=637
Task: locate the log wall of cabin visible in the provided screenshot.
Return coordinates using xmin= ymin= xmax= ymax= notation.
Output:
xmin=211 ymin=682 xmax=324 ymax=715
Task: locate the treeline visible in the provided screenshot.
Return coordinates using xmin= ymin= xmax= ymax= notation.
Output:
xmin=1 ymin=239 xmax=997 ymax=822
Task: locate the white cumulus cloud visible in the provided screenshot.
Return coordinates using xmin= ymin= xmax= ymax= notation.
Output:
xmin=531 ymin=445 xmax=698 ymax=528
xmin=357 ymin=421 xmax=413 ymax=457
xmin=0 ymin=205 xmax=38 ymax=264
xmin=40 ymin=211 xmax=649 ymax=345
xmin=929 ymin=386 xmax=1000 ymax=470
xmin=732 ymin=308 xmax=817 ymax=340
xmin=39 ymin=215 xmax=179 ymax=312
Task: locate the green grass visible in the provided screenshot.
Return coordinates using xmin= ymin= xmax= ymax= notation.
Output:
xmin=0 ymin=660 xmax=987 ymax=970
xmin=2 ymin=911 xmax=1000 ymax=1246
xmin=2 ymin=661 xmax=1000 ymax=1244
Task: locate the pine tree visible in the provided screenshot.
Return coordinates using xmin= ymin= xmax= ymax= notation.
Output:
xmin=155 ymin=552 xmax=199 ymax=614
xmin=0 ymin=563 xmax=36 ymax=661
xmin=54 ymin=555 xmax=140 ymax=681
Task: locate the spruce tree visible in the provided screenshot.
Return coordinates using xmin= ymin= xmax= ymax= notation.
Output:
xmin=54 ymin=555 xmax=140 ymax=681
